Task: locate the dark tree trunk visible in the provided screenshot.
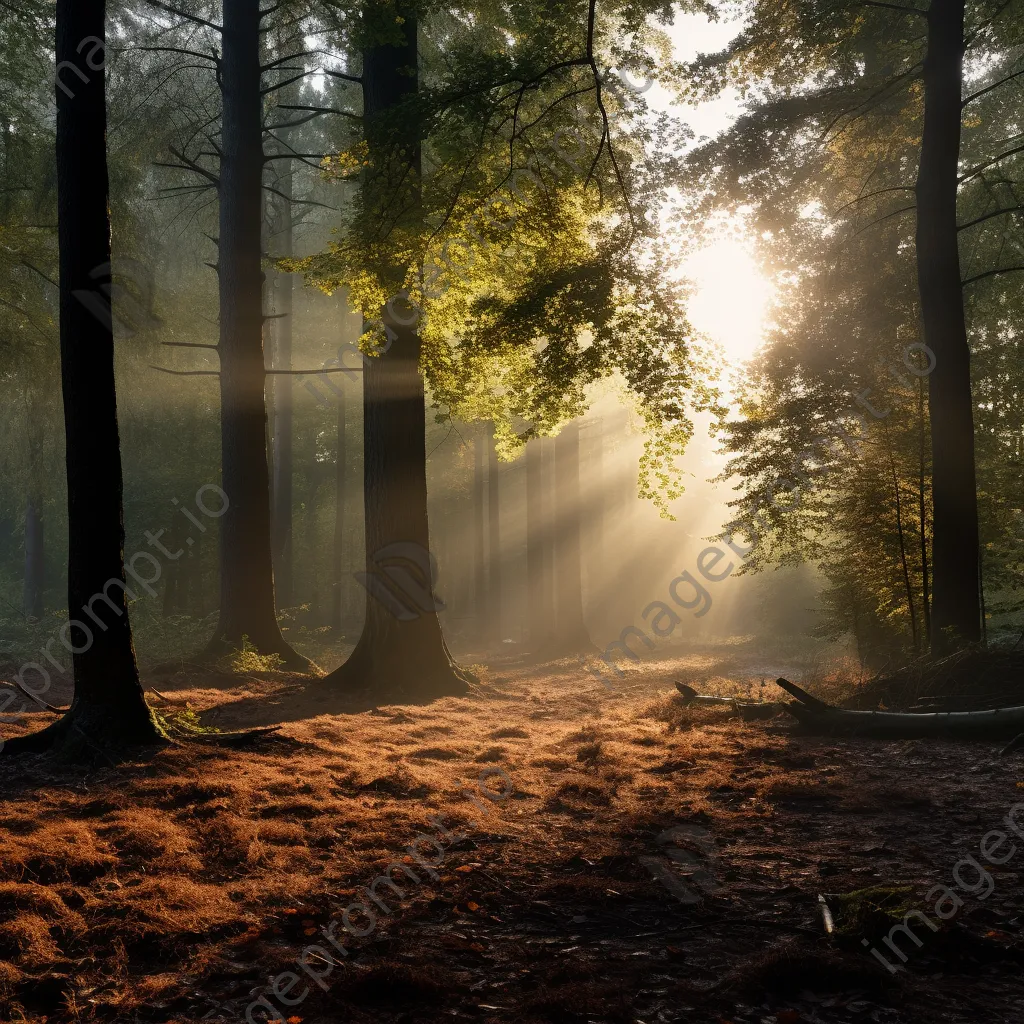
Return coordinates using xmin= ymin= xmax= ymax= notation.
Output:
xmin=885 ymin=425 xmax=919 ymax=652
xmin=332 ymin=379 xmax=347 ymax=630
xmin=326 ymin=309 xmax=468 ymax=696
xmin=324 ymin=10 xmax=468 ymax=697
xmin=474 ymin=424 xmax=487 ymax=627
xmin=487 ymin=427 xmax=502 ymax=643
xmin=6 ymin=0 xmax=166 ymax=756
xmin=916 ymin=0 xmax=980 ymax=653
xmin=211 ymin=0 xmax=305 ymax=667
xmin=552 ymin=421 xmax=592 ymax=651
xmin=918 ymin=375 xmax=931 ymax=642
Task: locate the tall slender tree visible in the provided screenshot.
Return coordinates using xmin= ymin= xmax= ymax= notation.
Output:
xmin=5 ymin=0 xmax=165 ymax=757
xmin=916 ymin=0 xmax=979 ymax=651
xmin=212 ymin=0 xmax=307 ymax=665
xmin=324 ymin=9 xmax=471 ymax=697
xmin=474 ymin=423 xmax=487 ymax=627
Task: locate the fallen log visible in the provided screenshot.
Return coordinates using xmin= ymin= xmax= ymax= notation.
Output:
xmin=674 ymin=682 xmax=784 ymax=721
xmin=775 ymin=677 xmax=1024 ymax=739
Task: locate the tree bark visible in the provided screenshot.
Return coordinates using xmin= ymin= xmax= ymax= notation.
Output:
xmin=210 ymin=0 xmax=305 ymax=667
xmin=324 ymin=10 xmax=468 ymax=697
xmin=487 ymin=427 xmax=502 ymax=643
xmin=884 ymin=423 xmax=919 ymax=652
xmin=6 ymin=0 xmax=166 ymax=756
xmin=916 ymin=0 xmax=980 ymax=653
xmin=918 ymin=375 xmax=931 ymax=642
xmin=332 ymin=378 xmax=347 ymax=630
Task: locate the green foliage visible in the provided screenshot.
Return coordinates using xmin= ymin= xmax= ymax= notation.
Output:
xmin=225 ymin=637 xmax=286 ymax=675
xmin=294 ymin=0 xmax=718 ymax=510
xmin=684 ymin=0 xmax=1024 ymax=656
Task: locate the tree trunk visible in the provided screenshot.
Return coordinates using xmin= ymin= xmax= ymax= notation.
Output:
xmin=326 ymin=308 xmax=468 ymax=696
xmin=885 ymin=423 xmax=918 ymax=652
xmin=6 ymin=0 xmax=166 ymax=756
xmin=553 ymin=421 xmax=592 ymax=652
xmin=332 ymin=378 xmax=347 ymax=630
xmin=918 ymin=375 xmax=931 ymax=641
xmin=487 ymin=427 xmax=502 ymax=644
xmin=324 ymin=10 xmax=468 ymax=697
xmin=916 ymin=0 xmax=980 ymax=653
xmin=474 ymin=424 xmax=487 ymax=630
xmin=211 ymin=0 xmax=305 ymax=667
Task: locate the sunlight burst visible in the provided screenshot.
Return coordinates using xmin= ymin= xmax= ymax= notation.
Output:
xmin=683 ymin=239 xmax=774 ymax=365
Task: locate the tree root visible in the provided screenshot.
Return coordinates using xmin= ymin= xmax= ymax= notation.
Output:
xmin=0 ymin=700 xmax=169 ymax=764
xmin=160 ymin=714 xmax=285 ymax=748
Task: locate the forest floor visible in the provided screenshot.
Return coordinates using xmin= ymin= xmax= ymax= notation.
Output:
xmin=0 ymin=640 xmax=1022 ymax=1024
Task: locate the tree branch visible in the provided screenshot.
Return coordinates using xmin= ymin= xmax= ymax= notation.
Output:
xmin=143 ymin=0 xmax=221 ymax=33
xmin=962 ymin=265 xmax=1024 ymax=286
xmin=321 ymin=68 xmax=363 ymax=86
xmin=958 ymin=141 xmax=1024 ymax=184
xmin=150 ymin=366 xmax=220 ymax=376
xmin=137 ymin=45 xmax=219 ymax=64
xmin=159 ymin=146 xmax=220 ymax=185
xmin=962 ymin=67 xmax=1024 ymax=107
xmin=266 ymin=367 xmax=364 ymax=375
xmin=261 ymin=71 xmax=310 ymax=96
xmin=958 ymin=204 xmax=1024 ymax=231
xmin=852 ymin=0 xmax=927 ymax=15
xmin=277 ymin=103 xmax=361 ymax=121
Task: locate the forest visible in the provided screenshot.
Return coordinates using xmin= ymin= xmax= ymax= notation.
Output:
xmin=1 ymin=0 xmax=1023 ymax=1021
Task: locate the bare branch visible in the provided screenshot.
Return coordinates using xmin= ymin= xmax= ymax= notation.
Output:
xmin=958 ymin=205 xmax=1024 ymax=231
xmin=959 ymin=142 xmax=1024 ymax=184
xmin=962 ymin=67 xmax=1024 ymax=107
xmin=261 ymin=71 xmax=310 ymax=96
xmin=262 ymin=50 xmax=313 ymax=72
xmin=832 ymin=185 xmax=915 ymax=215
xmin=852 ymin=1 xmax=927 ymax=15
xmin=150 ymin=366 xmax=220 ymax=376
xmin=962 ymin=265 xmax=1024 ymax=286
xmin=321 ymin=68 xmax=363 ymax=86
xmin=278 ymin=103 xmax=360 ymax=120
xmin=266 ymin=367 xmax=364 ymax=374
xmin=136 ymin=45 xmax=219 ymax=64
xmin=143 ymin=0 xmax=222 ymax=33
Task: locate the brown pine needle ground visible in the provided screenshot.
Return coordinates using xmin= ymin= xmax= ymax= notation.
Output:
xmin=0 ymin=646 xmax=1021 ymax=1024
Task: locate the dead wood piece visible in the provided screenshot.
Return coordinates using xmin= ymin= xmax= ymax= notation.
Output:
xmin=775 ymin=678 xmax=1024 ymax=739
xmin=1000 ymin=731 xmax=1024 ymax=756
xmin=773 ymin=677 xmax=831 ymax=712
xmin=1 ymin=678 xmax=66 ymax=714
xmin=674 ymin=682 xmax=784 ymax=721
